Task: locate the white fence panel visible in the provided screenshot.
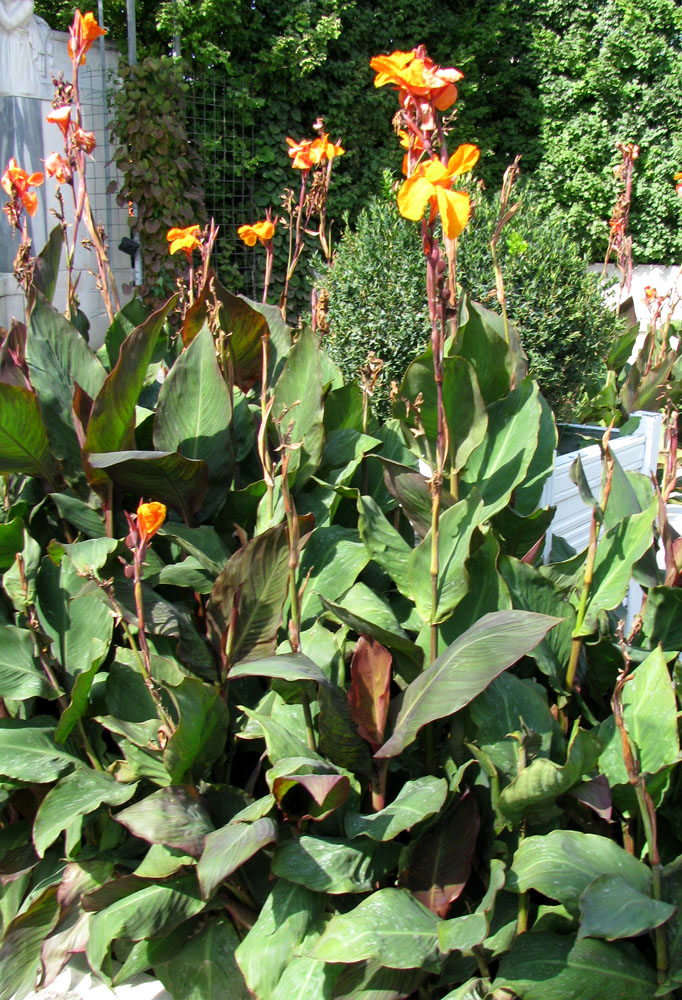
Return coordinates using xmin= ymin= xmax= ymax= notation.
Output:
xmin=540 ymin=410 xmax=662 ymax=630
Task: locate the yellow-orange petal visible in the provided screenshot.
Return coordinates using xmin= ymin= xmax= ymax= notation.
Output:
xmin=166 ymin=224 xmax=201 ymax=255
xmin=397 ymin=173 xmax=434 ymax=222
xmin=435 ymin=186 xmax=470 ymax=238
xmin=446 ymin=144 xmax=480 ymax=177
xmin=47 ymin=106 xmax=72 ymax=135
xmin=253 ymin=220 xmax=275 ymax=240
xmin=136 ymin=501 xmax=166 ymax=541
xmin=434 ymin=83 xmax=458 ymax=111
xmin=237 ymin=224 xmax=257 ymax=246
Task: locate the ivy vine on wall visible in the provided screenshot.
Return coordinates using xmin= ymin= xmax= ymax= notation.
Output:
xmin=110 ymin=56 xmax=206 ymax=303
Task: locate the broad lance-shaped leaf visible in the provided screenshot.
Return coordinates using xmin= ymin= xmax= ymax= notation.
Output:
xmin=499 ymin=555 xmax=576 ymax=688
xmin=320 ymin=594 xmax=424 ymax=681
xmin=0 ymin=886 xmax=60 ymax=1000
xmin=451 ymin=295 xmax=523 ymax=405
xmin=153 ymin=322 xmax=233 ymax=486
xmin=33 ymin=768 xmax=137 ymax=857
xmin=442 ymin=354 xmax=488 ymax=473
xmin=240 ymin=707 xmax=324 ymax=765
xmin=404 ymin=792 xmax=480 ymax=917
xmin=298 ymin=525 xmax=369 ymax=624
xmin=575 ymin=500 xmax=657 ymax=637
xmin=0 ymin=718 xmax=79 ymax=783
xmin=114 ymin=786 xmax=214 ymax=857
xmin=312 ymin=888 xmax=442 ymax=971
xmin=0 ymin=383 xmax=58 ymax=482
xmin=438 ymin=858 xmax=506 ymax=956
xmin=347 ymin=635 xmax=391 ymax=751
xmin=271 ymin=835 xmax=400 ymax=894
xmin=31 ymin=225 xmax=63 ymax=302
xmin=41 ymin=861 xmax=114 ymax=987
xmin=381 ymin=457 xmax=453 ymax=538
xmin=85 ymin=876 xmax=206 ymax=975
xmin=459 ymin=376 xmax=542 ymax=519
xmin=25 ymin=295 xmax=106 ymax=486
xmin=229 ymin=652 xmax=329 ymax=685
xmin=0 ymin=515 xmax=24 ymax=572
xmin=272 ymin=772 xmax=350 ymax=822
xmin=153 ymin=918 xmax=251 ymax=1000
xmin=579 ymin=874 xmax=675 ymax=942
xmin=345 ymin=776 xmax=448 ymax=841
xmin=375 ymin=610 xmax=560 ymax=759
xmin=272 ymin=324 xmax=324 ymax=487
xmin=598 ymin=646 xmax=679 ymax=788
xmin=495 ymin=931 xmax=658 ymax=1000
xmin=357 ymin=494 xmax=412 ymax=599
xmin=163 ymin=677 xmax=229 ymax=783
xmin=84 ymin=294 xmax=177 ymax=487
xmin=499 ymin=724 xmax=602 ymax=823
xmin=207 ymin=516 xmax=314 ymax=665
xmin=508 ymin=830 xmax=650 ymax=915
xmin=214 ymin=280 xmax=267 ymax=389
xmin=332 ymin=960 xmax=426 ymax=1000
xmin=0 ymin=626 xmax=56 ymax=700
xmin=235 ymin=880 xmax=326 ymax=1000
xmin=408 ymin=492 xmax=483 ymax=624
xmin=513 ymin=392 xmax=557 ymax=515
xmin=197 ymin=818 xmax=278 ymax=899
xmin=88 ymin=450 xmax=208 ymax=522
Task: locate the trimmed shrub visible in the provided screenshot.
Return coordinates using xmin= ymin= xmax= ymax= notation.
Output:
xmin=326 ymin=183 xmax=621 ymax=418
xmin=324 ymin=191 xmax=431 ymax=417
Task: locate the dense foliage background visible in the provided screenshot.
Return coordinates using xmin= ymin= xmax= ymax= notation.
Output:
xmin=35 ymin=0 xmax=682 ymax=265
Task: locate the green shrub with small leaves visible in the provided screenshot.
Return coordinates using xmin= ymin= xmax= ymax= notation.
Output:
xmin=327 ymin=182 xmax=621 ymax=418
xmin=325 ymin=186 xmax=431 ymax=416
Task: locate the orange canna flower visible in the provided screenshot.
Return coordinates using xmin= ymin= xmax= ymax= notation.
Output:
xmin=370 ymin=48 xmax=463 ymax=111
xmin=68 ymin=10 xmax=107 ymax=65
xmin=286 ymin=134 xmax=344 ymax=170
xmin=286 ymin=137 xmax=316 ymax=171
xmin=644 ymin=285 xmax=658 ymax=301
xmin=46 ymin=105 xmax=72 ymax=137
xmin=675 ymin=170 xmax=682 ymax=197
xmin=237 ymin=220 xmax=276 ymax=247
xmin=167 ymin=224 xmax=201 ymax=256
xmin=72 ymin=127 xmax=96 ymax=153
xmin=311 ymin=133 xmax=345 ymax=162
xmin=136 ymin=501 xmax=166 ymax=543
xmin=399 ymin=129 xmax=426 ymax=175
xmin=1 ymin=158 xmax=44 ymax=217
xmin=397 ymin=144 xmax=480 ymax=238
xmin=44 ymin=152 xmax=71 ymax=184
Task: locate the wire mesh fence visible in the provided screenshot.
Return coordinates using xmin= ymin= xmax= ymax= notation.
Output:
xmin=80 ymin=64 xmax=132 ymax=277
xmin=186 ymin=76 xmax=258 ymax=299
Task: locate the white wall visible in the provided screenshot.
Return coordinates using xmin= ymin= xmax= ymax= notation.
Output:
xmin=1 ymin=29 xmax=134 ymax=344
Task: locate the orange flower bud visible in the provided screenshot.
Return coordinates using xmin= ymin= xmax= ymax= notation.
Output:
xmin=136 ymin=502 xmax=166 ymax=542
xmin=73 ymin=127 xmax=96 ymax=153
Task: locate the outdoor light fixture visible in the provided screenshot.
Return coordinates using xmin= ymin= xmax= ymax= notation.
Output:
xmin=118 ymin=236 xmax=140 ymax=265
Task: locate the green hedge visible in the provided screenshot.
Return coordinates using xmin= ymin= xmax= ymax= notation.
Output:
xmin=326 ymin=184 xmax=621 ymax=419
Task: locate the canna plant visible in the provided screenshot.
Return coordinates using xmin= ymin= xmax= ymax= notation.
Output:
xmin=1 ymin=20 xmax=682 ymax=1000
